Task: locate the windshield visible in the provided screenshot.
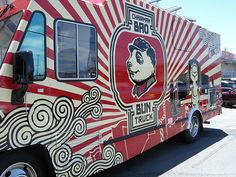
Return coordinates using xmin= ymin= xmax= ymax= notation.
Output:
xmin=0 ymin=12 xmax=22 ymax=64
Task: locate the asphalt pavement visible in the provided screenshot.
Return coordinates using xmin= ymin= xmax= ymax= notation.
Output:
xmin=92 ymin=106 xmax=236 ymax=177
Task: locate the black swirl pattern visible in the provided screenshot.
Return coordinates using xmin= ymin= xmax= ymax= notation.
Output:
xmin=0 ymin=87 xmax=123 ymax=177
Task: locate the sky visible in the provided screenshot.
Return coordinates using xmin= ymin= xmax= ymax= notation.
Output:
xmin=157 ymin=0 xmax=236 ymax=54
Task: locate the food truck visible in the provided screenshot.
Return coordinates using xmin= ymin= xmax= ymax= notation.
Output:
xmin=0 ymin=0 xmax=222 ymax=176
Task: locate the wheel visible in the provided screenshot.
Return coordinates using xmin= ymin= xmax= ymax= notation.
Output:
xmin=0 ymin=149 xmax=51 ymax=177
xmin=181 ymin=113 xmax=202 ymax=143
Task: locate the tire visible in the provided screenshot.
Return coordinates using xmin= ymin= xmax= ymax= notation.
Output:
xmin=0 ymin=148 xmax=51 ymax=177
xmin=181 ymin=113 xmax=202 ymax=143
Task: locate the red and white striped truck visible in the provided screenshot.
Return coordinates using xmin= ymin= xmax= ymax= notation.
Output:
xmin=0 ymin=0 xmax=222 ymax=176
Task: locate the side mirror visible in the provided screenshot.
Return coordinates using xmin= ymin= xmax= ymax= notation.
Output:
xmin=13 ymin=51 xmax=34 ymax=84
xmin=11 ymin=51 xmax=34 ymax=105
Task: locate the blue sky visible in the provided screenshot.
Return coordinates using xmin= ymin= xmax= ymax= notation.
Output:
xmin=157 ymin=0 xmax=236 ymax=54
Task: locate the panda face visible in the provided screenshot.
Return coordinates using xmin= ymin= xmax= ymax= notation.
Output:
xmin=127 ymin=49 xmax=155 ymax=84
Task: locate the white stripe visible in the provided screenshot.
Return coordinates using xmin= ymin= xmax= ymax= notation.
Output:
xmin=205 ymin=64 xmax=221 ymax=77
xmin=171 ymin=45 xmax=207 ymax=81
xmin=0 ymin=64 xmax=12 ymax=78
xmin=87 ymin=116 xmax=125 ymax=130
xmin=214 ymin=77 xmax=221 ymax=86
xmin=98 ymin=74 xmax=109 ymax=86
xmin=168 ymin=31 xmax=200 ymax=81
xmin=0 ymin=87 xmax=56 ymax=104
xmin=98 ymin=36 xmax=109 ymax=55
xmin=157 ymin=9 xmax=162 ymax=33
xmin=76 ymin=134 xmax=111 ymax=155
xmin=162 ymin=11 xmax=168 ymax=37
xmin=86 ymin=3 xmax=110 ymax=42
xmin=47 ymin=58 xmax=54 ymax=70
xmin=17 ymin=19 xmax=28 ymax=32
xmin=37 ymin=77 xmax=113 ymax=102
xmin=48 ymin=0 xmax=73 ymax=20
xmin=69 ymin=1 xmax=91 ymax=23
xmin=107 ymin=0 xmax=119 ymax=26
xmin=8 ymin=41 xmax=19 ymax=53
xmin=116 ymin=0 xmax=124 ymax=21
xmin=46 ymin=36 xmax=53 ymax=51
xmin=68 ymin=117 xmax=125 ymax=148
xmin=98 ymin=63 xmax=109 ymax=77
xmin=168 ymin=25 xmax=197 ymax=73
xmin=164 ymin=14 xmax=173 ymax=46
xmin=100 ymin=6 xmax=113 ymax=32
xmin=98 ymin=50 xmax=109 ymax=66
xmin=201 ymin=54 xmax=221 ymax=71
xmin=166 ymin=16 xmax=179 ymax=53
xmin=176 ymin=22 xmax=190 ymax=49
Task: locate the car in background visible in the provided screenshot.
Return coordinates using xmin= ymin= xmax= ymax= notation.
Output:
xmin=221 ymin=79 xmax=236 ymax=107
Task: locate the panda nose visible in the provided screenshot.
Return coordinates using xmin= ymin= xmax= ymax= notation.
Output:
xmin=127 ymin=61 xmax=132 ymax=67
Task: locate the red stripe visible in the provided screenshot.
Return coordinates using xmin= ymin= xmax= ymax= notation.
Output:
xmin=46 ymin=26 xmax=54 ymax=39
xmin=168 ymin=25 xmax=198 ymax=72
xmin=111 ymin=0 xmax=122 ymax=24
xmin=79 ymin=2 xmax=109 ymax=47
xmin=104 ymin=2 xmax=116 ymax=29
xmin=160 ymin=10 xmax=165 ymax=35
xmin=168 ymin=20 xmax=187 ymax=65
xmin=36 ymin=0 xmax=63 ymax=19
xmin=22 ymin=10 xmax=32 ymax=21
xmin=95 ymin=79 xmax=110 ymax=91
xmin=168 ymin=26 xmax=199 ymax=74
xmin=140 ymin=1 xmax=144 ymax=7
xmin=47 ymin=48 xmax=54 ymax=60
xmin=98 ymin=70 xmax=109 ymax=82
xmin=0 ymin=102 xmax=20 ymax=114
xmin=119 ymin=0 xmax=125 ymax=17
xmin=98 ymin=44 xmax=108 ymax=61
xmin=103 ymin=108 xmax=121 ymax=113
xmin=59 ymin=0 xmax=83 ymax=22
xmin=98 ymin=57 xmax=109 ymax=72
xmin=95 ymin=6 xmax=112 ymax=37
xmin=156 ymin=8 xmax=160 ymax=32
xmin=87 ymin=113 xmax=125 ymax=123
xmin=167 ymin=16 xmax=181 ymax=62
xmin=3 ymin=53 xmax=14 ymax=64
xmin=202 ymin=59 xmax=221 ymax=74
xmin=12 ymin=30 xmax=24 ymax=42
xmin=162 ymin=13 xmax=171 ymax=42
xmin=168 ymin=40 xmax=202 ymax=81
xmin=165 ymin=15 xmax=175 ymax=53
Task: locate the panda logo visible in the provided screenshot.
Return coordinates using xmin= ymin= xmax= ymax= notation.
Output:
xmin=126 ymin=37 xmax=157 ymax=98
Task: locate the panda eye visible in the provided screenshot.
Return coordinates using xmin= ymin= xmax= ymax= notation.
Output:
xmin=136 ymin=51 xmax=143 ymax=64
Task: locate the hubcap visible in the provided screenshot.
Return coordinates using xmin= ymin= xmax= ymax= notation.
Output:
xmin=189 ymin=116 xmax=199 ymax=138
xmin=1 ymin=163 xmax=37 ymax=177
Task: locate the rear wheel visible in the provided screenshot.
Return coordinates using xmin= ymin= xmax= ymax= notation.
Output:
xmin=181 ymin=113 xmax=202 ymax=143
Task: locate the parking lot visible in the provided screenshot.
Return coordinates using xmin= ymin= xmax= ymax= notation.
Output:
xmin=92 ymin=106 xmax=236 ymax=177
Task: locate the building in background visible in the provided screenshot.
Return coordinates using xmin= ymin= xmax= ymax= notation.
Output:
xmin=221 ymin=50 xmax=236 ymax=79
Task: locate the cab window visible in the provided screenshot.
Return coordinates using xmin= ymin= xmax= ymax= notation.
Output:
xmin=19 ymin=12 xmax=46 ymax=80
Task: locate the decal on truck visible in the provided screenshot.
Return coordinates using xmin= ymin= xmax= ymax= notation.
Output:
xmin=0 ymin=87 xmax=123 ymax=176
xmin=110 ymin=3 xmax=167 ymax=134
